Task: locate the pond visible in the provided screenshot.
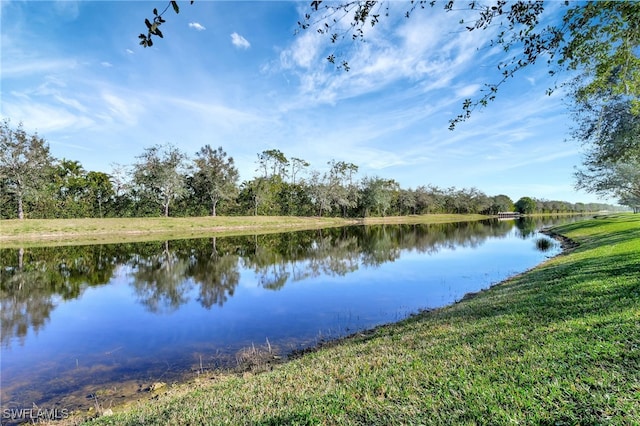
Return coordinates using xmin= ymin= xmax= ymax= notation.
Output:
xmin=0 ymin=216 xmax=583 ymax=419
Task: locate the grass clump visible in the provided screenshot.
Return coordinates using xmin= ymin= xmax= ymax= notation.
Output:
xmin=66 ymin=214 xmax=640 ymax=425
xmin=534 ymin=237 xmax=553 ymax=251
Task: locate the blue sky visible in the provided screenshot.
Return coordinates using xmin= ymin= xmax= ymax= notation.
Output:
xmin=1 ymin=1 xmax=608 ymax=204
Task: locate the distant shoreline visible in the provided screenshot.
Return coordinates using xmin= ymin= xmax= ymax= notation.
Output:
xmin=0 ymin=214 xmax=491 ymax=248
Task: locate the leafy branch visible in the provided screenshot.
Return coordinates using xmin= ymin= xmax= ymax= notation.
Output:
xmin=301 ymin=1 xmax=639 ymax=129
xmin=299 ymin=1 xmax=571 ymax=129
xmin=139 ymin=0 xmax=194 ymax=47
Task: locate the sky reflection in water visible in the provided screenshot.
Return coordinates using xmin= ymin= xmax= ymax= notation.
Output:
xmin=0 ymin=217 xmax=579 ymax=413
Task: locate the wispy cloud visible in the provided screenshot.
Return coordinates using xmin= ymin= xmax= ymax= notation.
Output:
xmin=100 ymin=91 xmax=143 ymax=127
xmin=455 ymin=84 xmax=481 ymax=99
xmin=276 ymin=6 xmax=498 ymax=112
xmin=163 ymin=96 xmax=264 ymax=128
xmin=279 ymin=30 xmax=322 ymax=70
xmin=2 ymin=101 xmax=95 ymax=134
xmin=230 ymin=32 xmax=250 ymax=49
xmin=53 ymin=0 xmax=80 ymax=20
xmin=188 ymin=22 xmax=206 ymax=31
xmin=0 ymin=1 xmax=602 ymax=203
xmin=2 ymin=57 xmax=79 ymax=78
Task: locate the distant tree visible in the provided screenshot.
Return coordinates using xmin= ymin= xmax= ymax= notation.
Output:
xmin=0 ymin=120 xmax=55 ymax=219
xmin=487 ymin=194 xmax=515 ymax=215
xmin=514 ymin=196 xmax=537 ymax=215
xmin=284 ymin=182 xmax=315 ymax=216
xmin=86 ymin=171 xmax=115 ymax=218
xmin=193 ymin=145 xmax=239 ymax=217
xmin=414 ymin=185 xmax=442 ymax=214
xmin=257 ymin=149 xmax=289 ymax=180
xmin=54 ymin=159 xmax=88 ymax=218
xmin=453 ymin=187 xmax=490 ymax=214
xmin=359 ymin=176 xmax=398 ymax=217
xmin=238 ymin=177 xmax=274 ymax=216
xmin=110 ymin=163 xmax=132 ymax=198
xmin=289 ymin=157 xmax=310 ymax=185
xmin=133 ymin=143 xmax=190 ymax=217
xmin=307 ymin=170 xmax=332 ymax=216
xmin=443 ymin=187 xmax=469 ymax=214
xmin=327 ymin=159 xmax=359 ymax=217
xmin=396 ymin=189 xmax=417 ymax=215
xmin=110 ymin=163 xmax=137 ymax=217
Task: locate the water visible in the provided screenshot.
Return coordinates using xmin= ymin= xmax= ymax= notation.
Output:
xmin=0 ymin=217 xmax=582 ymax=417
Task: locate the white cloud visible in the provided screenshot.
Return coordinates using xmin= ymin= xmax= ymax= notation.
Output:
xmin=2 ymin=101 xmax=95 ymax=133
xmin=188 ymin=22 xmax=206 ymax=31
xmin=276 ymin=6 xmax=500 ymax=111
xmin=2 ymin=57 xmax=79 ymax=78
xmin=164 ymin=96 xmax=263 ymax=128
xmin=282 ymin=29 xmax=323 ymax=69
xmin=101 ymin=91 xmax=143 ymax=127
xmin=101 ymin=61 xmax=113 ymax=68
xmin=230 ymin=32 xmax=250 ymax=49
xmin=455 ymin=84 xmax=481 ymax=99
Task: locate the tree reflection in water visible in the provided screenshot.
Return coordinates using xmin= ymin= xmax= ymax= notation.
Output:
xmin=189 ymin=238 xmax=240 ymax=308
xmin=1 ymin=244 xmax=119 ymax=346
xmin=0 ymin=216 xmax=582 ymax=347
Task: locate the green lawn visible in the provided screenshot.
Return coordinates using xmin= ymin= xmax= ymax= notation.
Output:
xmin=61 ymin=214 xmax=640 ymax=425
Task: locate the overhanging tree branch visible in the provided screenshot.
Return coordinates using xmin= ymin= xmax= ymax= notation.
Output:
xmin=139 ymin=0 xmax=194 ymax=47
xmin=140 ymin=1 xmax=639 ymax=132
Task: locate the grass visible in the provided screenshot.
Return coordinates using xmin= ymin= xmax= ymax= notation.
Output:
xmin=58 ymin=213 xmax=640 ymax=425
xmin=0 ymin=214 xmax=488 ymax=248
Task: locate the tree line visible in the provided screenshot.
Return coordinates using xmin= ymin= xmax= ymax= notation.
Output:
xmin=0 ymin=120 xmax=622 ymax=220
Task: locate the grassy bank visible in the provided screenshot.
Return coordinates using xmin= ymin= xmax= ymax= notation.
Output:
xmin=0 ymin=214 xmax=487 ymax=248
xmin=69 ymin=214 xmax=639 ymax=425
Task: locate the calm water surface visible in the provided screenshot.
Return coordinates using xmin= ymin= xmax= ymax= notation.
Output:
xmin=0 ymin=217 xmax=582 ymax=416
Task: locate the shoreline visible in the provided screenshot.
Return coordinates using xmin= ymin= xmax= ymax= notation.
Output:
xmin=0 ymin=213 xmax=593 ymax=248
xmin=289 ymin=229 xmax=575 ymax=361
xmin=540 ymin=227 xmax=580 ymax=251
xmin=7 ymin=216 xmax=640 ymax=424
xmin=37 ymin=222 xmax=578 ymax=424
xmin=0 ymin=214 xmax=491 ymax=248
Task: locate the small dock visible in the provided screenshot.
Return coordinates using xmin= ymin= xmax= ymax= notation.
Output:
xmin=497 ymin=211 xmax=522 ymax=218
